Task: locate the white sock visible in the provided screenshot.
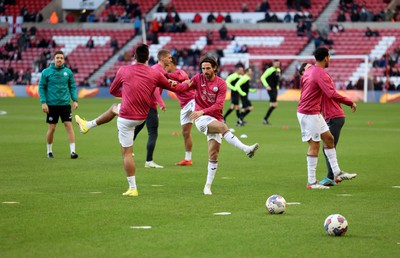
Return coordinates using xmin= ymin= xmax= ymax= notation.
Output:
xmin=324 ymin=148 xmax=341 ymax=176
xmin=206 ymin=161 xmax=218 ymax=185
xmin=307 ymin=155 xmax=318 ymax=184
xmin=87 ymin=120 xmax=97 ymax=129
xmin=70 ymin=143 xmax=75 ymax=153
xmin=185 ymin=151 xmax=192 ymax=160
xmin=127 ymin=176 xmax=136 ymax=189
xmin=223 ymin=131 xmax=249 ymax=153
xmin=47 ymin=144 xmax=52 ymax=153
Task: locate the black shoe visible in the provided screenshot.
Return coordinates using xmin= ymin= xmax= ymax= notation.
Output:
xmin=71 ymin=152 xmax=78 ymax=159
xmin=235 ymin=121 xmax=244 ymax=126
xmin=262 ymin=119 xmax=271 ymax=125
xmin=47 ymin=152 xmax=54 ymax=158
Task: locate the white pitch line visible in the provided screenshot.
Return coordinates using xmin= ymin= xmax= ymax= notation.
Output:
xmin=221 ymin=177 xmax=234 ymax=180
xmin=336 ymin=194 xmax=352 ymax=197
xmin=2 ymin=202 xmax=19 ymax=204
xmin=286 ymin=202 xmax=301 ymax=205
xmin=151 ymin=185 xmax=164 ymax=187
xmin=130 ymin=226 xmax=152 ymax=229
xmin=0 ymin=111 xmax=7 ymax=115
xmin=89 ymin=192 xmax=102 ymax=194
xmin=392 ymin=186 xmax=400 ymax=189
xmin=214 ymin=212 xmax=231 ymax=215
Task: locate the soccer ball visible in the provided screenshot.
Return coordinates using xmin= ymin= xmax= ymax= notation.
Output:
xmin=324 ymin=214 xmax=348 ymax=236
xmin=265 ymin=195 xmax=286 ymax=214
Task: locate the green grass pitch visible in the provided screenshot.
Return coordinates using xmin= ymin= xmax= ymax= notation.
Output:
xmin=0 ymin=97 xmax=399 ymax=257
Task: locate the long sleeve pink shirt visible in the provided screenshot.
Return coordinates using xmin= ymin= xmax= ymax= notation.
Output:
xmin=167 ymin=68 xmax=194 ymax=108
xmin=297 ymin=65 xmax=353 ymax=115
xmin=110 ymin=63 xmax=188 ymax=120
xmin=150 ymin=63 xmax=166 ymax=109
xmin=190 ymin=73 xmax=226 ymax=121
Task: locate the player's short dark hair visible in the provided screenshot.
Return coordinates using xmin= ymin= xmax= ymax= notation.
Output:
xmin=235 ymin=63 xmax=244 ymax=69
xmin=299 ymin=62 xmax=309 ymax=76
xmin=53 ymin=50 xmax=64 ymax=58
xmin=171 ymin=56 xmax=178 ymax=66
xmin=157 ymin=49 xmax=170 ymax=60
xmin=314 ymin=47 xmax=329 ymax=62
xmin=245 ymin=67 xmax=252 ymax=73
xmin=199 ymin=55 xmax=218 ymax=69
xmin=135 ymin=44 xmax=149 ymax=63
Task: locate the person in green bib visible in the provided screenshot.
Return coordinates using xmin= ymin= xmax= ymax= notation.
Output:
xmin=260 ymin=59 xmax=281 ymax=125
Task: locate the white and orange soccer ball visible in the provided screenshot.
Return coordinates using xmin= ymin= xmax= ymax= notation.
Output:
xmin=265 ymin=195 xmax=286 ymax=214
xmin=324 ymin=214 xmax=348 ymax=236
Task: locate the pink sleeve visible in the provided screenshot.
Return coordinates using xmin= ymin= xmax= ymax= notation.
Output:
xmin=153 ymin=88 xmax=165 ymax=108
xmin=319 ymin=73 xmax=353 ymax=106
xmin=109 ymin=68 xmax=123 ymax=97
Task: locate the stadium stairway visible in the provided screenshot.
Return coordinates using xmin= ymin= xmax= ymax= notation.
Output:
xmin=282 ymin=0 xmax=340 ymax=79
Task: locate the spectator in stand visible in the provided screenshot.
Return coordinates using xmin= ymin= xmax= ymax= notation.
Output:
xmin=156 ymin=2 xmax=166 ymax=12
xmin=193 ymin=13 xmax=202 ymax=23
xmin=283 ymin=12 xmax=292 ymax=23
xmin=287 ymin=0 xmax=302 ymax=11
xmin=174 ymin=11 xmax=181 ymax=23
xmin=219 ymin=25 xmax=228 ymax=41
xmin=79 ymin=9 xmax=88 ymax=22
xmin=207 ymin=12 xmax=215 ymax=23
xmin=337 ymin=10 xmax=346 ymax=22
xmin=296 ymin=20 xmax=306 ymax=37
xmin=65 ymin=12 xmax=75 ymax=23
xmin=350 ymin=9 xmax=360 ymax=22
xmin=107 ymin=11 xmax=117 ymax=22
xmin=365 ymin=27 xmax=379 ymax=37
xmin=240 ymin=44 xmax=248 ymax=53
xmin=0 ymin=1 xmax=5 ymax=14
xmin=206 ymin=30 xmax=213 ymax=45
xmin=241 ymin=3 xmax=250 ymax=12
xmin=215 ymin=12 xmax=224 ymax=23
xmin=164 ymin=11 xmax=175 ymax=23
xmin=359 ymin=7 xmax=371 ymax=22
xmin=4 ymin=40 xmax=14 ymax=52
xmin=86 ymin=38 xmax=95 ymax=49
xmin=134 ymin=16 xmax=141 ymax=35
xmin=225 ymin=13 xmax=232 ymax=23
xmin=110 ymin=37 xmax=119 ymax=53
xmin=258 ymin=0 xmax=270 ymax=12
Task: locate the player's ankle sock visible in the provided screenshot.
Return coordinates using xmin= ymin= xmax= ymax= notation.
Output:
xmin=307 ymin=155 xmax=318 ymax=184
xmin=87 ymin=120 xmax=97 ymax=129
xmin=223 ymin=131 xmax=247 ymax=152
xmin=47 ymin=143 xmax=52 ymax=154
xmin=206 ymin=160 xmax=218 ymax=185
xmin=185 ymin=151 xmax=192 ymax=161
xmin=70 ymin=143 xmax=76 ymax=153
xmin=324 ymin=148 xmax=341 ymax=176
xmin=127 ymin=176 xmax=136 ymax=189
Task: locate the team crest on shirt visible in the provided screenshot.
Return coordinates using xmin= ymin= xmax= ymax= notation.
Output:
xmin=64 ymin=72 xmax=68 ymax=76
xmin=213 ymin=86 xmax=218 ymax=92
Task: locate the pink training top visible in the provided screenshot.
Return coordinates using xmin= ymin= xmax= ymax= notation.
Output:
xmin=297 ymin=65 xmax=353 ymax=115
xmin=150 ymin=63 xmax=166 ymax=109
xmin=167 ymin=68 xmax=194 ymax=108
xmin=190 ymin=73 xmax=227 ymax=121
xmin=110 ymin=63 xmax=188 ymax=120
xmin=321 ymin=92 xmax=354 ymax=120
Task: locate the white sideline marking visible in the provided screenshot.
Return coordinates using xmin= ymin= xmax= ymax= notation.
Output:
xmin=130 ymin=226 xmax=152 ymax=229
xmin=2 ymin=202 xmax=19 ymax=204
xmin=287 ymin=202 xmax=301 ymax=205
xmin=214 ymin=212 xmax=231 ymax=216
xmin=152 ymin=185 xmax=164 ymax=187
xmin=89 ymin=192 xmax=102 ymax=194
xmin=221 ymin=177 xmax=234 ymax=180
xmin=392 ymin=186 xmax=400 ymax=188
xmin=336 ymin=194 xmax=352 ymax=197
xmin=0 ymin=110 xmax=7 ymax=115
